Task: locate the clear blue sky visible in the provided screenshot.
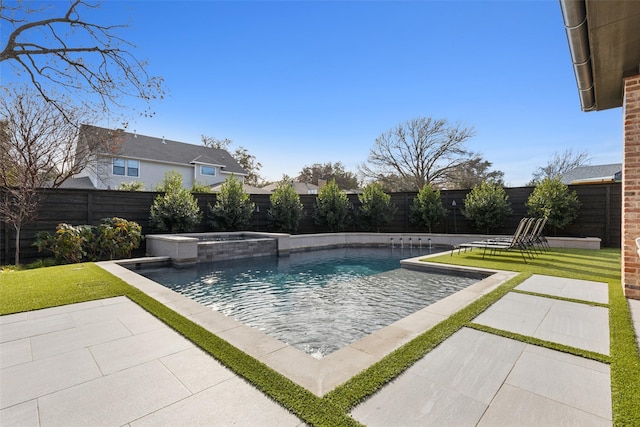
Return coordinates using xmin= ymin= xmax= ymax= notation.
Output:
xmin=3 ymin=1 xmax=623 ymax=186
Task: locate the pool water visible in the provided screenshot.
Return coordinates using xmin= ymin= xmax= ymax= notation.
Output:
xmin=138 ymin=247 xmax=481 ymax=358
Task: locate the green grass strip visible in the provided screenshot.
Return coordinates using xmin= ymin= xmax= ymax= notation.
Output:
xmin=323 ymin=272 xmax=531 ymax=412
xmin=608 ymin=277 xmax=640 ymax=426
xmin=467 ymin=322 xmax=610 ymax=364
xmin=511 ymin=289 xmax=609 ymax=308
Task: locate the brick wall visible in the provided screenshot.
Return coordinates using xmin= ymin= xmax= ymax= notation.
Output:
xmin=623 ymin=75 xmax=640 ymax=299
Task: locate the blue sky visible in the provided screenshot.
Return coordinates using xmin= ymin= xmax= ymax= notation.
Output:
xmin=2 ymin=1 xmax=622 ymax=186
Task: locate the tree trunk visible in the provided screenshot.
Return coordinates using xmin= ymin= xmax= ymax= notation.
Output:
xmin=14 ymin=224 xmax=20 ymax=266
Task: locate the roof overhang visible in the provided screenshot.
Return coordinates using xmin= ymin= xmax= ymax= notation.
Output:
xmin=560 ymin=0 xmax=640 ymax=111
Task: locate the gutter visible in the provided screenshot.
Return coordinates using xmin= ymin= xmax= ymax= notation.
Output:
xmin=559 ymin=0 xmax=595 ymax=111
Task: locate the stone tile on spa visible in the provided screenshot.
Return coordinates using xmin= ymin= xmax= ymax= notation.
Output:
xmin=534 ymin=300 xmax=610 ymax=354
xmin=351 ymin=371 xmax=487 ymax=427
xmin=38 ymin=360 xmax=191 ymax=427
xmin=506 ymin=346 xmax=611 ymax=420
xmin=160 ymin=347 xmax=236 ymax=394
xmin=477 ymin=384 xmax=611 ymax=427
xmin=516 ymin=274 xmax=608 ymax=304
xmin=130 ymin=376 xmax=301 ymax=427
xmin=0 ymin=400 xmax=39 ymax=427
xmin=30 ymin=319 xmax=132 ymax=360
xmin=89 ymin=327 xmax=194 ymax=375
xmin=0 ymin=348 xmax=101 ymax=410
xmin=0 ymin=337 xmax=31 ymax=369
xmin=0 ymin=312 xmax=74 ymax=343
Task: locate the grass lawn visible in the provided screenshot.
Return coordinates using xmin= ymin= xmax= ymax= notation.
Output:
xmin=1 ymin=248 xmax=638 ymax=426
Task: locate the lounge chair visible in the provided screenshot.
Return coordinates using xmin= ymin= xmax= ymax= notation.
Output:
xmin=455 ymin=218 xmax=533 ymax=262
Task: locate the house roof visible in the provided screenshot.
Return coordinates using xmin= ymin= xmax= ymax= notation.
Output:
xmin=560 ymin=1 xmax=640 ymax=111
xmin=561 ymin=163 xmax=622 ymax=184
xmin=81 ymin=125 xmax=247 ymax=175
xmin=209 ymin=183 xmax=272 ymax=194
xmin=56 ymin=177 xmax=97 ymax=189
xmin=262 ymin=181 xmax=319 ymax=194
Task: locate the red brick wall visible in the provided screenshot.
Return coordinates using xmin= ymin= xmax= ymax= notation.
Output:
xmin=623 ymin=74 xmax=640 ymax=299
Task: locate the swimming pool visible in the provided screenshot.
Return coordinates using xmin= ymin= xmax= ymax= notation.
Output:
xmin=137 ymin=247 xmax=483 ymax=358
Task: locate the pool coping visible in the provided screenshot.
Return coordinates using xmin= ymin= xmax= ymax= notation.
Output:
xmin=98 ymin=252 xmax=517 ymax=396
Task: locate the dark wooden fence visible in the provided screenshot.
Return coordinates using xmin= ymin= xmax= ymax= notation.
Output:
xmin=0 ymin=183 xmax=621 ymax=265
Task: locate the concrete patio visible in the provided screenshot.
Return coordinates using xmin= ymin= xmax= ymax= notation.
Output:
xmin=0 ymin=273 xmax=629 ymax=426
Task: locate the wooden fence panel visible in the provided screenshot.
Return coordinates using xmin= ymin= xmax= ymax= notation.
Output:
xmin=0 ymin=183 xmax=622 ymax=265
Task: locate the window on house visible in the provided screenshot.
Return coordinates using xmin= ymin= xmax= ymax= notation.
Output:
xmin=113 ymin=158 xmax=139 ymax=177
xmin=127 ymin=160 xmax=139 ymax=177
xmin=201 ymin=165 xmax=216 ymax=176
xmin=113 ymin=158 xmax=125 ymax=175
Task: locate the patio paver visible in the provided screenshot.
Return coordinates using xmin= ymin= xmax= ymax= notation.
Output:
xmin=0 ymin=297 xmax=303 ymax=427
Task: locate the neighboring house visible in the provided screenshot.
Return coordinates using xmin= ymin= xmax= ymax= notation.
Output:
xmin=561 ymin=163 xmax=622 ymax=185
xmin=74 ymin=125 xmax=247 ymax=190
xmin=209 ymin=182 xmax=272 ymax=194
xmin=262 ymin=181 xmax=319 ymax=195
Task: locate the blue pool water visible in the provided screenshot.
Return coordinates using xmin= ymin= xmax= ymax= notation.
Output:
xmin=138 ymin=247 xmax=483 ymax=358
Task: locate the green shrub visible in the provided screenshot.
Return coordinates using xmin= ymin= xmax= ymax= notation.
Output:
xmin=33 ymin=224 xmax=92 ymax=264
xmin=314 ymin=180 xmax=351 ymax=232
xmin=267 ymin=181 xmax=304 ymax=233
xmin=358 ymin=182 xmax=396 ymax=232
xmin=208 ymin=176 xmax=254 ymax=231
xmin=116 ymin=181 xmax=145 ymax=191
xmin=191 ymin=181 xmax=213 ymax=193
xmin=526 ymin=177 xmax=581 ymax=232
xmin=93 ymin=217 xmax=143 ymax=259
xmin=410 ymin=183 xmax=447 ymax=232
xmin=33 ymin=218 xmax=143 ymax=263
xmin=463 ymin=182 xmax=512 ymax=234
xmin=149 ymin=171 xmax=202 ymax=232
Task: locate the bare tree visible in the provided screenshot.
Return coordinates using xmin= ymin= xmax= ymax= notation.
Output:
xmin=359 ymin=117 xmax=476 ymax=191
xmin=529 ymin=148 xmax=591 ymax=185
xmin=0 ymin=86 xmax=118 ymax=265
xmin=0 ymin=0 xmax=164 ymax=124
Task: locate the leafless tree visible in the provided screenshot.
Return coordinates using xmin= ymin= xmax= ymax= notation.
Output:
xmin=529 ymin=148 xmax=591 ymax=185
xmin=0 ymin=86 xmax=120 ymax=265
xmin=0 ymin=0 xmax=164 ymax=124
xmin=359 ymin=117 xmax=476 ymax=191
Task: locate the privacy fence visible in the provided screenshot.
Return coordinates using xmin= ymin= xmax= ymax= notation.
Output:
xmin=0 ymin=183 xmax=621 ymax=265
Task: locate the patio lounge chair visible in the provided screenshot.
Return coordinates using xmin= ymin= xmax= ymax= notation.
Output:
xmin=528 ymin=217 xmax=549 ymax=252
xmin=454 ymin=218 xmax=534 ymax=262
